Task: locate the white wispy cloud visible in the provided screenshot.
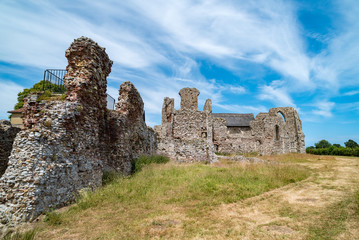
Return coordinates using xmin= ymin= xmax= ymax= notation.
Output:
xmin=1 ymin=0 xmax=359 ymax=127
xmin=228 ymin=86 xmax=246 ymax=94
xmin=214 ymin=103 xmax=267 ymax=114
xmin=312 ymin=101 xmax=335 ymax=118
xmin=132 ymin=0 xmax=311 ymax=84
xmin=258 ymin=81 xmax=296 ymax=107
xmin=343 ymin=90 xmax=359 ymax=96
xmin=311 ymin=0 xmax=359 ymax=90
xmin=335 ymin=102 xmax=359 ymax=112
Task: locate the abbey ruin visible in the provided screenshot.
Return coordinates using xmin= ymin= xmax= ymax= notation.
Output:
xmin=155 ymin=88 xmax=305 ymax=163
xmin=0 ymin=37 xmax=305 ymax=230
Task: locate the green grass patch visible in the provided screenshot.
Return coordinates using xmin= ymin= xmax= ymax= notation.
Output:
xmin=1 ymin=228 xmax=37 ymax=240
xmin=102 ymin=170 xmax=120 ymax=186
xmin=306 ymin=191 xmax=359 ymax=240
xmin=43 ymin=209 xmax=62 ymax=226
xmin=131 ymin=154 xmax=170 ymax=173
xmin=38 ymin=160 xmax=310 ymax=239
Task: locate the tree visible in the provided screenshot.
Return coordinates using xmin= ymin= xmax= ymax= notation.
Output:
xmin=333 ymin=144 xmax=341 ymax=148
xmin=344 ymin=139 xmax=359 ymax=148
xmin=315 ymin=140 xmax=331 ymax=149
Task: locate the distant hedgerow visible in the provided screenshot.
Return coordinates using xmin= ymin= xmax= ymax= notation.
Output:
xmin=306 ymin=139 xmax=359 ymax=157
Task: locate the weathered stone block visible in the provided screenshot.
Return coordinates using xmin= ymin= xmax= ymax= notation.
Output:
xmin=179 ymin=88 xmax=199 ymax=111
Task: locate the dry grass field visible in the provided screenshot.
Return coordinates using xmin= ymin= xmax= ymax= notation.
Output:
xmin=3 ymin=154 xmax=359 ymax=240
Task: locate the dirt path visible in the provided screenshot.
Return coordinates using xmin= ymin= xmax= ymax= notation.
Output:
xmin=211 ymin=156 xmax=359 ymax=239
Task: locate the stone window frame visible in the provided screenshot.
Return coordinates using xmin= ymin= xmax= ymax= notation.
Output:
xmin=275 ymin=125 xmax=280 ymax=141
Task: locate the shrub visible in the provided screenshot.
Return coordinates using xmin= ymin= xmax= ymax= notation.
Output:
xmin=37 ymin=90 xmax=53 ymax=101
xmin=14 ymin=80 xmax=64 ymax=110
xmin=306 ymin=145 xmax=359 ymax=157
xmin=344 ymin=139 xmax=359 ymax=149
xmin=355 ymin=148 xmax=359 ymax=157
xmin=315 ymin=140 xmax=331 ymax=149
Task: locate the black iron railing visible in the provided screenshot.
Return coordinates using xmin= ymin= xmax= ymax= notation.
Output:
xmin=42 ymin=69 xmax=116 ymax=110
xmin=107 ymin=94 xmax=116 ymax=110
xmin=43 ymin=69 xmax=67 ymax=93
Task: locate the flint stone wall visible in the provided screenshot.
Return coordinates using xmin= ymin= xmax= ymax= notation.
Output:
xmin=0 ymin=37 xmax=156 ymax=229
xmin=156 ymin=89 xmax=217 ymax=163
xmin=0 ymin=121 xmax=20 ymax=177
xmin=106 ymin=81 xmax=157 ymax=174
xmin=156 ymin=88 xmax=305 ymax=160
xmin=213 ymin=107 xmax=305 ymax=154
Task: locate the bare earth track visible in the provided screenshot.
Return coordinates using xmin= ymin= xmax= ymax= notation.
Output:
xmin=211 ymin=155 xmax=359 ymax=239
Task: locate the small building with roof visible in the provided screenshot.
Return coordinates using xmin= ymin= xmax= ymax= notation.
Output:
xmin=7 ymin=108 xmax=24 ymax=129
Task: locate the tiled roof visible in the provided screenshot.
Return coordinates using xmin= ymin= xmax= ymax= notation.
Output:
xmin=7 ymin=108 xmax=24 ymax=114
xmin=212 ymin=113 xmax=255 ymax=127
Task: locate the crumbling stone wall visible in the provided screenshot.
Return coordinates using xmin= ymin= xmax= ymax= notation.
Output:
xmin=156 ymin=87 xmax=305 ymax=160
xmin=106 ymin=81 xmax=157 ymax=174
xmin=156 ymin=88 xmax=217 ymax=163
xmin=212 ymin=107 xmax=305 ymax=155
xmin=0 ymin=37 xmax=156 ymax=229
xmin=213 ymin=118 xmax=255 ymax=153
xmin=0 ymin=121 xmax=20 ymax=177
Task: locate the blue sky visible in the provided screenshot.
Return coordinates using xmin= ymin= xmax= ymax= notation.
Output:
xmin=0 ymin=0 xmax=358 ymax=147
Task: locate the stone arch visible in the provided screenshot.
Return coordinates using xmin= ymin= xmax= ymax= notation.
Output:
xmin=277 ymin=111 xmax=286 ymax=122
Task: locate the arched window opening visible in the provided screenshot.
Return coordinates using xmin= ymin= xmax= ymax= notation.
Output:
xmin=277 ymin=111 xmax=286 ymax=122
xmin=275 ymin=125 xmax=280 ymax=140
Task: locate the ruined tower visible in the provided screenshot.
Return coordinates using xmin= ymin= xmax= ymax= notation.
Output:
xmin=155 ymin=88 xmax=217 ymax=163
xmin=179 ymin=88 xmax=200 ymax=110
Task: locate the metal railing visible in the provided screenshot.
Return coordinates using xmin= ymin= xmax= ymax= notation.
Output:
xmin=107 ymin=94 xmax=116 ymax=110
xmin=43 ymin=69 xmax=67 ymax=93
xmin=42 ymin=69 xmax=116 ymax=110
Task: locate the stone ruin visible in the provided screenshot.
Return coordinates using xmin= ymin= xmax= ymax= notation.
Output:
xmin=0 ymin=121 xmax=20 ymax=177
xmin=155 ymin=88 xmax=305 ymax=162
xmin=154 ymin=88 xmax=218 ymax=163
xmin=0 ymin=37 xmax=156 ymax=229
xmin=0 ymin=37 xmax=305 ymax=230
